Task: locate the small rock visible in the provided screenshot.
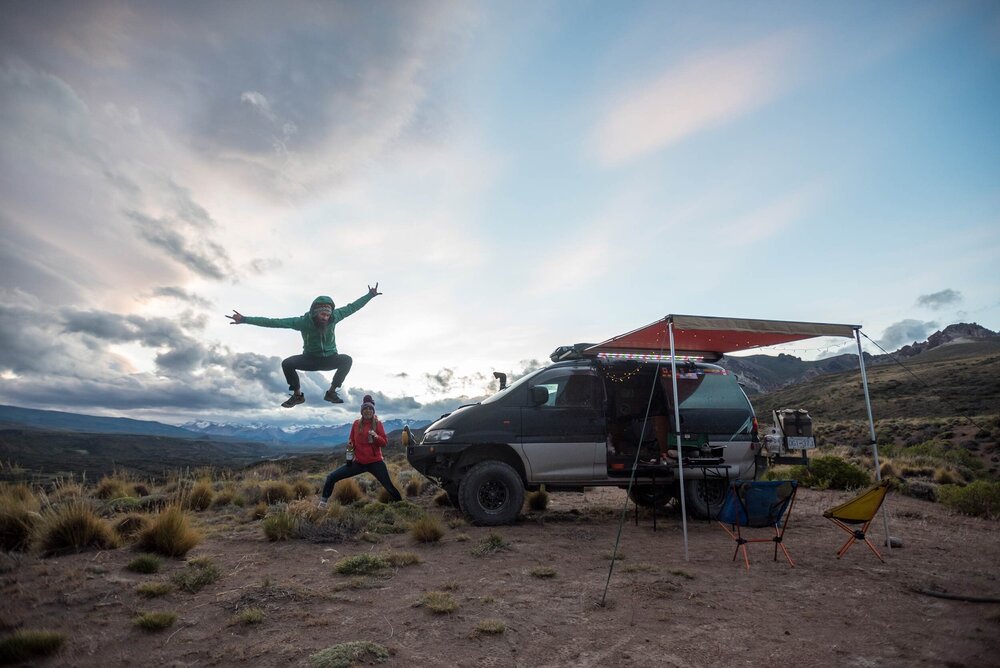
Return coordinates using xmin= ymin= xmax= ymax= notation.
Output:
xmin=885 ymin=536 xmax=903 ymax=548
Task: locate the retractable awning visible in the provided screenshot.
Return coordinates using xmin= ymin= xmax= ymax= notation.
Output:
xmin=586 ymin=314 xmax=859 ymax=357
xmin=588 ymin=313 xmax=885 ymax=569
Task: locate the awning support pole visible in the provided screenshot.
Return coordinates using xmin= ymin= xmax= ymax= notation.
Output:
xmin=856 ymin=328 xmax=891 ymax=551
xmin=669 ymin=320 xmax=689 ymax=561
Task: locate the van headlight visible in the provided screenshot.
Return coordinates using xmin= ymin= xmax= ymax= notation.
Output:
xmin=422 ymin=429 xmax=454 ymax=444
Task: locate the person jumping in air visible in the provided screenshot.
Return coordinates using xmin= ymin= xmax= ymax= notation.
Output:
xmin=318 ymin=395 xmax=402 ymax=508
xmin=227 ymin=283 xmax=382 ymax=408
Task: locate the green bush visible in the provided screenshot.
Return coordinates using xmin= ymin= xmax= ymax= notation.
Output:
xmin=787 ymin=456 xmax=871 ymax=490
xmin=937 ymin=481 xmax=1000 ymax=519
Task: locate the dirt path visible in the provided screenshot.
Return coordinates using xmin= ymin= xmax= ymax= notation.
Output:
xmin=3 ymin=487 xmax=999 ymax=667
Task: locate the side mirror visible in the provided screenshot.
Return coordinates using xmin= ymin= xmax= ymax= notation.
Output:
xmin=530 ymin=386 xmax=549 ymax=406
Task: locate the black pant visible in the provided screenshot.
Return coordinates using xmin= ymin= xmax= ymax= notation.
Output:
xmin=321 ymin=460 xmax=402 ymax=502
xmin=281 ymin=353 xmax=352 ymax=392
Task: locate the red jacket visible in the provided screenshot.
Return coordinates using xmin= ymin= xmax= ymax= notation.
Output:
xmin=349 ymin=416 xmax=387 ymax=464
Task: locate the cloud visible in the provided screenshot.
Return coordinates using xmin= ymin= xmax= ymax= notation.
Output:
xmin=878 ymin=319 xmax=939 ymax=351
xmin=126 ymin=210 xmax=232 ymax=280
xmin=591 ymin=33 xmax=803 ymax=166
xmin=916 ymin=289 xmax=962 ymax=310
xmin=151 ymin=286 xmax=214 ymax=310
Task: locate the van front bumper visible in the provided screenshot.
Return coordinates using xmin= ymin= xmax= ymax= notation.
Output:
xmin=407 ymin=443 xmax=467 ymax=478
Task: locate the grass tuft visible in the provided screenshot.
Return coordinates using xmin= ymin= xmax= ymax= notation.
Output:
xmin=419 ymin=590 xmax=458 ymax=614
xmin=383 ymin=551 xmax=422 ymax=567
xmin=35 ymin=501 xmax=119 ymax=556
xmin=261 ymin=511 xmax=298 ymax=541
xmin=0 ymin=629 xmax=66 ymax=663
xmin=309 ymin=640 xmax=389 ymax=668
xmin=136 ymin=506 xmax=201 ymax=557
xmin=133 ymin=611 xmax=176 ymax=631
xmin=331 ymin=479 xmax=365 ymax=505
xmin=529 ymin=566 xmax=556 ymax=578
xmin=471 ymin=532 xmax=510 ymax=557
xmin=471 ymin=618 xmax=506 ymax=636
xmin=171 ymin=557 xmax=220 ymax=593
xmin=409 ymin=514 xmax=445 ymax=543
xmin=126 ymin=554 xmax=162 ymax=574
xmin=187 ymin=480 xmax=214 ymax=511
xmin=263 ymin=481 xmax=294 ymax=504
xmin=527 ymin=489 xmax=550 ymax=511
xmin=0 ymin=487 xmax=39 ymax=552
xmin=136 ymin=581 xmax=172 ymax=598
xmin=333 ymin=554 xmax=388 ymax=576
xmin=234 ymin=607 xmax=264 ymax=625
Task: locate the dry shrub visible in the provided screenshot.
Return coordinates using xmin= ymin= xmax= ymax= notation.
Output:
xmin=292 ymin=479 xmax=315 ymax=499
xmin=136 ymin=506 xmax=201 ymax=557
xmin=187 ymin=480 xmax=214 ymax=511
xmin=126 ymin=554 xmax=162 ymax=574
xmin=527 ymin=489 xmax=549 ymax=511
xmin=376 ymin=477 xmax=402 ymax=503
xmin=471 ymin=619 xmax=506 ymax=636
xmin=263 ymin=481 xmax=294 ymax=504
xmin=35 ymin=502 xmax=120 ymax=556
xmin=409 ymin=514 xmax=445 ymax=543
xmin=879 ymin=460 xmax=899 ymax=479
xmin=48 ymin=479 xmax=84 ymax=502
xmin=433 ymin=491 xmax=452 ymax=507
xmin=248 ymin=502 xmax=268 ymax=521
xmin=405 ymin=478 xmax=424 ymax=497
xmin=171 ymin=557 xmax=220 ymax=592
xmin=247 ymin=462 xmax=285 ymax=480
xmin=332 ymin=479 xmax=365 ymax=505
xmin=241 ymin=482 xmax=263 ymax=505
xmin=131 ymin=482 xmax=151 ymax=497
xmin=212 ymin=488 xmax=235 ymax=507
xmin=0 ymin=486 xmax=40 ymax=551
xmin=933 ymin=467 xmax=963 ymax=485
xmin=114 ymin=513 xmax=149 ymax=540
xmin=95 ymin=476 xmax=130 ymax=500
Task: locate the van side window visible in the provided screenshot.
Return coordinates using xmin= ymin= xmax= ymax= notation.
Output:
xmin=530 ymin=369 xmax=603 ymax=409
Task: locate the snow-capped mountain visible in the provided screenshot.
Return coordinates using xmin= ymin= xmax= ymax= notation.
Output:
xmin=180 ymin=418 xmax=432 ymax=446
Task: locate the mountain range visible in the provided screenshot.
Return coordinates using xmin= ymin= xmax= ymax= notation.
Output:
xmin=1 ymin=322 xmax=995 ymax=444
xmin=719 ymin=322 xmax=999 ymax=394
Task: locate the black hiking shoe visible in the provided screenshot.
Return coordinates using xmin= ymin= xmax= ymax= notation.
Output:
xmin=323 ymin=388 xmax=344 ymax=404
xmin=281 ymin=393 xmax=305 ymax=408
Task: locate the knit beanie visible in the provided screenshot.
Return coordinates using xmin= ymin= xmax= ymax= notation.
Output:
xmin=361 ymin=394 xmax=375 ymax=413
xmin=312 ymin=304 xmax=332 ymax=317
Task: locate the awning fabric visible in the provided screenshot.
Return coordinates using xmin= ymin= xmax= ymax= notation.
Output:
xmin=586 ymin=314 xmax=859 ymax=357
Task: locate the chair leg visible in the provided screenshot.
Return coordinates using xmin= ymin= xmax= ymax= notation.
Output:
xmin=861 ymin=537 xmax=886 ymax=563
xmin=836 ymin=535 xmax=857 ymax=559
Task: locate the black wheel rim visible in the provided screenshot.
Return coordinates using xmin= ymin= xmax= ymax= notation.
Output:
xmin=478 ymin=479 xmax=508 ymax=512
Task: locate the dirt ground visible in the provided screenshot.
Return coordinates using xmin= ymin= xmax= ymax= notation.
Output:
xmin=3 ymin=486 xmax=999 ymax=667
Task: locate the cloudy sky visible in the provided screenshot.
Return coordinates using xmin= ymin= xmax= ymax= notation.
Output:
xmin=1 ymin=0 xmax=997 ymax=427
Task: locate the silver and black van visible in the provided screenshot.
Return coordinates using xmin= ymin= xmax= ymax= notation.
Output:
xmin=407 ymin=347 xmax=762 ymax=525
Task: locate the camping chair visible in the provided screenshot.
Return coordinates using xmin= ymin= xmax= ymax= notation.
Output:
xmin=823 ymin=480 xmax=891 ymax=563
xmin=717 ymin=480 xmax=798 ymax=570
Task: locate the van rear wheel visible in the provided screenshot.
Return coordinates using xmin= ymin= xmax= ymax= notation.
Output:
xmin=627 ymin=485 xmax=675 ymax=510
xmin=685 ymin=479 xmax=728 ymax=520
xmin=458 ymin=461 xmax=524 ymax=526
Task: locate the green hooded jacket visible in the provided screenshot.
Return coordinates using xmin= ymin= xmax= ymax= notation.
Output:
xmin=241 ymin=293 xmax=374 ymax=356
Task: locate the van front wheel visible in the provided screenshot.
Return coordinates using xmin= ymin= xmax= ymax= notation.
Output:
xmin=458 ymin=461 xmax=524 ymax=526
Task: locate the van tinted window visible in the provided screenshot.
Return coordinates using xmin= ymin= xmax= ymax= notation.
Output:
xmin=659 ymin=368 xmax=753 ymax=436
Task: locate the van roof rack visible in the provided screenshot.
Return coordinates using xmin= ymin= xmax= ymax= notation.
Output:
xmin=549 ymin=343 xmax=597 ymax=362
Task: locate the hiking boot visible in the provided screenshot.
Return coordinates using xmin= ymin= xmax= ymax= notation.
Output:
xmin=317 ymin=499 xmax=328 ymax=510
xmin=281 ymin=392 xmax=305 ymax=408
xmin=323 ymin=388 xmax=344 ymax=404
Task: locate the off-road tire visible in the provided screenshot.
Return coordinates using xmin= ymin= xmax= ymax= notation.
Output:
xmin=458 ymin=461 xmax=524 ymax=526
xmin=685 ymin=478 xmax=729 ymax=520
xmin=627 ymin=485 xmax=676 ymax=510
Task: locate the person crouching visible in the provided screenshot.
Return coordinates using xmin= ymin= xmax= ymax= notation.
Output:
xmin=318 ymin=395 xmax=402 ymax=508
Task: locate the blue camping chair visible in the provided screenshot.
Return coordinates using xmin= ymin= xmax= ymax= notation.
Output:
xmin=717 ymin=480 xmax=798 ymax=570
